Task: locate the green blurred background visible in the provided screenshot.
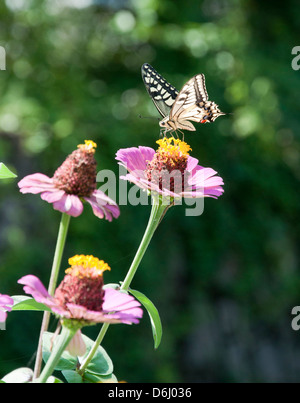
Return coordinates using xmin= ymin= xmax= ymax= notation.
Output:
xmin=0 ymin=0 xmax=300 ymax=382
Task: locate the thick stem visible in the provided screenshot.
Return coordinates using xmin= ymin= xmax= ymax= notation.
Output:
xmin=33 ymin=213 xmax=71 ymax=379
xmin=36 ymin=326 xmax=76 ymax=383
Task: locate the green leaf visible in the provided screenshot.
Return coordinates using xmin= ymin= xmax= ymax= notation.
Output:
xmin=129 ymin=288 xmax=162 ymax=349
xmin=11 ymin=296 xmax=51 ymax=312
xmin=0 ymin=163 xmax=17 ymax=179
xmin=80 ymin=333 xmax=114 ymax=376
xmin=83 ymin=372 xmax=118 ymax=383
xmin=62 ymin=370 xmax=83 ymax=383
xmin=43 ymin=332 xmax=114 ymax=376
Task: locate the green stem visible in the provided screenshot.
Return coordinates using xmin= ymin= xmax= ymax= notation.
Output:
xmin=120 ymin=199 xmax=167 ymax=291
xmin=36 ymin=326 xmax=76 ymax=383
xmin=48 ymin=213 xmax=71 ymax=295
xmin=78 ymin=199 xmax=168 ymax=375
xmin=33 ymin=213 xmax=71 ymax=379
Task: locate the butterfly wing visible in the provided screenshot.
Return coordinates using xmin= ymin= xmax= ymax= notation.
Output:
xmin=168 ymin=74 xmax=222 ymax=131
xmin=170 ymin=74 xmax=208 ymax=118
xmin=141 ymin=63 xmax=179 ymax=118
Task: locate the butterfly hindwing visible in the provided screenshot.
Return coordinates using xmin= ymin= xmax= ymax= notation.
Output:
xmin=141 ymin=63 xmax=179 ymax=118
xmin=170 ymin=75 xmax=208 ymax=122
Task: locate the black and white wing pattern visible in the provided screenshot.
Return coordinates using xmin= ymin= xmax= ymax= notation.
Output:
xmin=161 ymin=74 xmax=211 ymax=132
xmin=141 ymin=63 xmax=225 ymax=134
xmin=141 ymin=63 xmax=178 ymax=118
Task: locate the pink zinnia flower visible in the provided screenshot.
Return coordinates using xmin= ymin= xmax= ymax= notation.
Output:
xmin=18 ymin=255 xmax=143 ymax=326
xmin=116 ymin=137 xmax=224 ymax=200
xmin=18 ymin=140 xmax=120 ymax=221
xmin=0 ymin=294 xmax=14 ymax=323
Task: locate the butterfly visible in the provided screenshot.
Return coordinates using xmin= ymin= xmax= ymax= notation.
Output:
xmin=141 ymin=63 xmax=225 ymax=134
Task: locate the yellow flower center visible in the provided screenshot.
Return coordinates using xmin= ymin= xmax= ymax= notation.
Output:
xmin=66 ymin=254 xmax=111 ymax=279
xmin=77 ymin=140 xmax=97 ymax=153
xmin=156 ymin=137 xmax=191 ymax=160
xmin=145 ymin=136 xmax=191 ymax=195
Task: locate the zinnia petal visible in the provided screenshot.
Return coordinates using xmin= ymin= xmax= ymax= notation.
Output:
xmin=116 ymin=146 xmax=155 ymax=172
xmin=17 ymin=275 xmax=57 ymax=309
xmin=52 ymin=194 xmax=84 ymax=217
xmin=18 ymin=173 xmax=54 ymax=194
xmin=0 ymin=311 xmax=7 ymax=323
xmin=103 ymin=288 xmax=143 ymax=321
xmin=0 ymin=294 xmax=14 ymax=323
xmin=40 ymin=189 xmax=66 ymax=203
xmin=84 ymin=190 xmax=120 ymax=221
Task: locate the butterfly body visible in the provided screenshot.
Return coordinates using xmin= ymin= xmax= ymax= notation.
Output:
xmin=141 ymin=63 xmax=225 ymax=134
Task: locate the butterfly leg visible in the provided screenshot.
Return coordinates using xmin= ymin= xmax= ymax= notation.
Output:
xmin=159 ymin=128 xmax=165 ymax=138
xmin=173 ymin=129 xmax=184 ymax=141
xmin=172 ymin=130 xmax=179 ymax=140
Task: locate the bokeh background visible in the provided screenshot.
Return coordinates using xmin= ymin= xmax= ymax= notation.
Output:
xmin=0 ymin=0 xmax=300 ymax=382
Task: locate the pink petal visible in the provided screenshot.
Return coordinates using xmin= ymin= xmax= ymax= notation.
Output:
xmin=188 ymin=167 xmax=224 ymax=198
xmin=0 ymin=294 xmax=13 ymax=322
xmin=84 ymin=190 xmax=120 ymax=221
xmin=186 ymin=156 xmax=200 ymax=172
xmin=0 ymin=294 xmax=14 ymax=308
xmin=41 ymin=189 xmax=66 ymax=203
xmin=116 ymin=147 xmax=155 ymax=172
xmin=52 ymin=194 xmax=83 ymax=217
xmin=18 ymin=275 xmax=50 ymax=299
xmin=18 ymin=173 xmax=55 ymax=194
xmin=17 ymin=275 xmax=58 ymax=310
xmin=0 ymin=311 xmax=7 ymax=322
xmin=120 ymin=173 xmax=150 ymax=191
xmin=190 ymin=167 xmax=218 ymax=184
xmin=204 ymin=187 xmax=224 ymax=197
xmin=103 ymin=288 xmax=142 ymax=315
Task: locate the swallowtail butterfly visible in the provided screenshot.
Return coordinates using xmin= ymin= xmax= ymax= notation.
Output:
xmin=141 ymin=63 xmax=225 ymax=134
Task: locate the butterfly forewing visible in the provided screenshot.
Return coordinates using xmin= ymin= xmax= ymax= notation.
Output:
xmin=194 ymin=74 xmax=209 ymax=103
xmin=170 ymin=75 xmax=207 ymax=116
xmin=141 ymin=63 xmax=178 ymax=118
